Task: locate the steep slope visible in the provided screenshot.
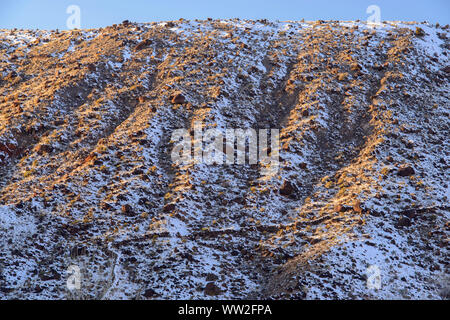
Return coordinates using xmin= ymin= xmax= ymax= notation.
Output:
xmin=0 ymin=19 xmax=448 ymax=299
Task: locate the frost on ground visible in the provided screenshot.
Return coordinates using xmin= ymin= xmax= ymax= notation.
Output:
xmin=0 ymin=19 xmax=448 ymax=300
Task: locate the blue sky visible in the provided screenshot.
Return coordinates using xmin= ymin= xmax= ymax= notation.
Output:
xmin=0 ymin=0 xmax=449 ymax=30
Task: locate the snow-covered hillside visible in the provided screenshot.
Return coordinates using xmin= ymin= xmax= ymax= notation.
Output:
xmin=0 ymin=19 xmax=448 ymax=299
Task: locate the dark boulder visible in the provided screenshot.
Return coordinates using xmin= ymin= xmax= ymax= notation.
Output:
xmin=280 ymin=180 xmax=297 ymax=197
xmin=397 ymin=165 xmax=415 ymax=177
xmin=204 ymin=282 xmax=221 ymax=296
xmin=171 ymin=93 xmax=186 ymax=104
xmin=396 ymin=217 xmax=412 ymax=228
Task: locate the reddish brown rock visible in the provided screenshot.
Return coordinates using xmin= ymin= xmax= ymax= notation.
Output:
xmin=0 ymin=142 xmax=17 ymax=156
xmin=397 ymin=165 xmax=415 ymax=177
xmin=334 ymin=204 xmax=352 ymax=213
xmin=36 ymin=144 xmax=53 ymax=155
xmin=171 ymin=93 xmax=186 ymax=104
xmin=86 ymin=63 xmax=96 ymax=72
xmin=353 ymin=200 xmax=363 ymax=213
xmin=121 ymin=204 xmax=133 ymax=215
xmin=204 ymin=282 xmax=221 ymax=296
xmin=163 ymin=203 xmax=175 ymax=212
xmin=280 ymin=180 xmax=297 ymax=196
xmin=135 ymin=39 xmax=152 ymax=51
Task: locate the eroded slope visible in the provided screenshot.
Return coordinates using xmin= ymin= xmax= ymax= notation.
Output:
xmin=0 ymin=19 xmax=448 ymax=299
